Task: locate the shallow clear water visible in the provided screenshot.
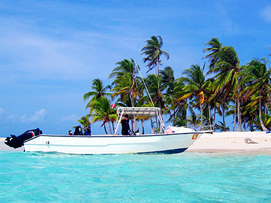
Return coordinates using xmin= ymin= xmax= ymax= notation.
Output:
xmin=0 ymin=151 xmax=270 ymax=203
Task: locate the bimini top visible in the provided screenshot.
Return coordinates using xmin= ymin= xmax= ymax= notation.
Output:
xmin=116 ymin=107 xmax=161 ymax=116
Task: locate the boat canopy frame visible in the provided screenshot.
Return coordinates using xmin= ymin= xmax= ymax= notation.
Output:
xmin=114 ymin=107 xmax=165 ymax=135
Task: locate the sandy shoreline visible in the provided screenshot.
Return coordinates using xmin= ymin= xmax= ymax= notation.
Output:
xmin=186 ymin=131 xmax=271 ymax=154
xmin=1 ymin=131 xmax=271 ymax=154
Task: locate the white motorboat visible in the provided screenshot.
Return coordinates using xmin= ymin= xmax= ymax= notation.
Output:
xmin=8 ymin=107 xmax=211 ymax=154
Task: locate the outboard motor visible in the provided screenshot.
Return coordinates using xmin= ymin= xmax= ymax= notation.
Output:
xmin=5 ymin=128 xmax=42 ymax=149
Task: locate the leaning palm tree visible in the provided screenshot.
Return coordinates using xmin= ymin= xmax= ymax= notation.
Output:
xmin=145 ymin=74 xmax=165 ymax=110
xmin=109 ymin=58 xmax=138 ymax=79
xmin=160 ymin=66 xmax=175 ymax=95
xmin=141 ymin=35 xmax=169 ymax=75
xmin=110 ymin=59 xmax=141 ymax=108
xmin=170 ymin=79 xmax=189 ymax=127
xmin=203 ymin=37 xmax=223 ymax=70
xmin=83 ymin=78 xmax=111 ymax=111
xmin=239 ymin=58 xmax=271 ymax=131
xmin=111 ymin=72 xmax=140 ymax=107
xmin=144 ymin=74 xmax=165 ymax=133
xmin=210 ymin=46 xmax=242 ymax=131
xmin=177 ymin=64 xmax=208 ymax=126
xmin=203 ymin=78 xmax=217 ymax=129
xmin=89 ymin=97 xmax=117 ymax=134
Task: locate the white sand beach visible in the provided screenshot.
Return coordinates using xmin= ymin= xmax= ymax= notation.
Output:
xmin=1 ymin=131 xmax=271 ymax=154
xmin=186 ymin=131 xmax=271 ymax=154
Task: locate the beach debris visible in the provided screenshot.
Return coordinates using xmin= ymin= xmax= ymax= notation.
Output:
xmin=244 ymin=137 xmax=258 ymax=144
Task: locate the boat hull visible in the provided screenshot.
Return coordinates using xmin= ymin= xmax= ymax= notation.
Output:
xmin=24 ymin=132 xmax=202 ymax=154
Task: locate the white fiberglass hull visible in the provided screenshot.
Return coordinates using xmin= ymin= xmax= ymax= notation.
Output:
xmin=24 ymin=132 xmax=202 ymax=154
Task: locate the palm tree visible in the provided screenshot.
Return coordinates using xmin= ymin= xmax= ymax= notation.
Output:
xmin=110 ymin=58 xmax=142 ymax=108
xmin=209 ymin=46 xmax=242 ymax=131
xmin=144 ymin=74 xmax=166 ymax=133
xmin=203 ymin=78 xmax=216 ymax=128
xmin=83 ymin=78 xmax=111 ymax=111
xmin=145 ymin=74 xmax=164 ymax=109
xmin=109 ymin=58 xmax=138 ymax=79
xmin=89 ymin=97 xmax=117 ymax=134
xmin=135 ymin=115 xmax=150 ymax=134
xmin=240 ymin=58 xmax=271 ymax=131
xmin=169 ymin=79 xmax=189 ymax=127
xmin=203 ymin=37 xmax=223 ymax=69
xmin=111 ymin=72 xmax=141 ymax=107
xmin=160 ymin=66 xmax=175 ymax=94
xmin=215 ymin=121 xmax=230 ymax=131
xmin=187 ymin=108 xmax=201 ymax=130
xmin=141 ymin=35 xmax=169 ymax=75
xmin=177 ymin=64 xmax=207 ymax=126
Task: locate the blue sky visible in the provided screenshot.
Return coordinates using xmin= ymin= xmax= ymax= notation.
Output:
xmin=0 ymin=0 xmax=271 ymax=136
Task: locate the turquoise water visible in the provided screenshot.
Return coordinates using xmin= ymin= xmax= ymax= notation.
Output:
xmin=0 ymin=152 xmax=270 ymax=203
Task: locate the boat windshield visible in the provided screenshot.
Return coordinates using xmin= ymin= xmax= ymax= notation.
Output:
xmin=114 ymin=107 xmax=164 ymax=135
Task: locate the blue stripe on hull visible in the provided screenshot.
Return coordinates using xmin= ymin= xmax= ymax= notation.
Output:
xmin=139 ymin=148 xmax=188 ymax=154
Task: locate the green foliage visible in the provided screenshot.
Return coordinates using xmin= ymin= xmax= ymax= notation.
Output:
xmin=141 ymin=35 xmax=169 ymax=75
xmin=81 ymin=36 xmax=271 ymax=132
xmin=89 ymin=97 xmax=117 ymax=134
xmin=215 ymin=121 xmax=230 ymax=132
xmin=77 ymin=115 xmax=91 ymax=134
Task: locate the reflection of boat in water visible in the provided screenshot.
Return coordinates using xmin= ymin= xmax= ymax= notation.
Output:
xmin=6 ymin=107 xmax=212 ymax=154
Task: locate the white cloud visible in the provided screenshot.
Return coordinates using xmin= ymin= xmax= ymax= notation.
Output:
xmin=7 ymin=114 xmax=18 ymax=122
xmin=20 ymin=109 xmax=47 ymax=123
xmin=0 ymin=17 xmax=117 ymax=82
xmin=60 ymin=114 xmax=78 ymax=122
xmin=261 ymin=5 xmax=271 ymax=22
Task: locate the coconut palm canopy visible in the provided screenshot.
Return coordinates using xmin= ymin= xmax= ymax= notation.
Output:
xmin=82 ymin=36 xmax=271 ymax=133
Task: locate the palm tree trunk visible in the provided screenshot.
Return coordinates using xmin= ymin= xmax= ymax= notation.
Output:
xmin=233 ymin=99 xmax=237 ymax=131
xmin=129 ymin=94 xmax=134 ymax=107
xmin=108 ymin=122 xmax=113 ymax=134
xmin=237 ymin=99 xmax=242 ymax=132
xmin=208 ymin=104 xmax=211 ymax=126
xmin=185 ymin=104 xmax=188 ymax=127
xmin=200 ymin=103 xmax=203 ymax=128
xmin=259 ymin=89 xmax=268 ymax=131
xmin=222 ymin=100 xmax=225 ymax=131
xmin=112 ymin=121 xmax=115 ymax=133
xmin=213 ymin=107 xmax=216 ymax=132
xmin=104 ymin=125 xmax=108 ymax=134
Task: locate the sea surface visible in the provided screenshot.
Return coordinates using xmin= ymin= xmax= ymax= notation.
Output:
xmin=0 ymin=151 xmax=270 ymax=203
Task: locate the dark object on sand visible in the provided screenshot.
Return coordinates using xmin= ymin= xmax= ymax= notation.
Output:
xmin=5 ymin=128 xmax=42 ymax=148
